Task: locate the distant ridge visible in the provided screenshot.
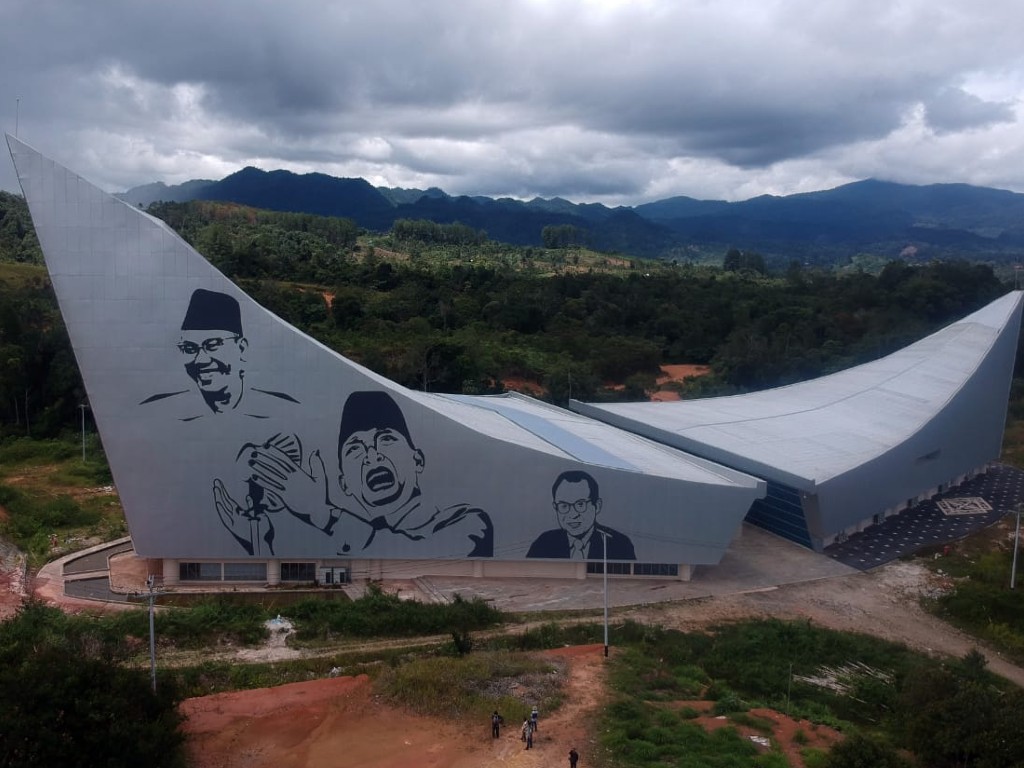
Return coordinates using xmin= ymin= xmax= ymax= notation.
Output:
xmin=119 ymin=171 xmax=1024 ymax=264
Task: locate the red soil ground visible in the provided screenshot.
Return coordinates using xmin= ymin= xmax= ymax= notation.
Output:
xmin=181 ymin=645 xmax=606 ymax=768
xmin=179 ymin=643 xmax=840 ymax=768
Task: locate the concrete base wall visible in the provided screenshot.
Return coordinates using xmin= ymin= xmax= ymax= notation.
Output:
xmin=159 ymin=557 xmax=691 ymax=585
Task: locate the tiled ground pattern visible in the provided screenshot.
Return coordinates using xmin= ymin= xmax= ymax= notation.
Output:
xmin=825 ymin=464 xmax=1024 ymax=570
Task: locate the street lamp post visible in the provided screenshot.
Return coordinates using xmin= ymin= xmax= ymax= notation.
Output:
xmin=1011 ymin=504 xmax=1022 ymax=590
xmin=79 ymin=403 xmax=88 ymax=462
xmin=146 ymin=575 xmax=158 ymax=692
xmin=598 ymin=529 xmax=609 ymax=657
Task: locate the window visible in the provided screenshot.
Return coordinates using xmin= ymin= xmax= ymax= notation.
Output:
xmin=223 ymin=562 xmax=268 ymax=581
xmin=179 ymin=562 xmax=222 ymax=581
xmin=281 ymin=562 xmax=316 ymax=582
xmin=633 ymin=563 xmax=679 ymax=577
xmin=587 ymin=562 xmax=632 ymax=575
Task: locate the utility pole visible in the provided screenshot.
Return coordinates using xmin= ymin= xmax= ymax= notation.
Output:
xmin=1011 ymin=504 xmax=1022 ymax=590
xmin=145 ymin=575 xmax=160 ymax=692
xmin=599 ymin=529 xmax=609 ymax=657
xmin=79 ymin=404 xmax=88 ymax=462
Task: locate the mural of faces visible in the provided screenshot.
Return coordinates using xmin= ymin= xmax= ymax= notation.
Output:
xmin=178 ymin=330 xmax=247 ymax=412
xmin=339 ymin=426 xmax=425 ymax=512
xmin=553 ymin=477 xmax=601 ymax=539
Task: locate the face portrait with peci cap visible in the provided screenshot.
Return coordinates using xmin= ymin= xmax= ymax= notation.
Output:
xmin=337 ymin=390 xmax=425 ymax=518
xmin=177 ymin=289 xmax=248 ymax=413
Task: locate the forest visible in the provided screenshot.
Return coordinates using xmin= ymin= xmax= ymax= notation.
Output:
xmin=0 ymin=191 xmax=1015 ymax=438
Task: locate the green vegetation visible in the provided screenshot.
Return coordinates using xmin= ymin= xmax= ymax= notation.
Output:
xmin=5 ymin=594 xmax=1024 ymax=766
xmin=286 ymin=585 xmax=503 ymax=642
xmin=926 ymin=548 xmax=1024 ymax=664
xmin=0 ymin=435 xmax=120 ymax=566
xmin=0 ymin=601 xmax=186 ymax=768
xmin=0 ymin=191 xmax=41 ymax=264
xmin=598 ymin=620 xmax=1024 ymax=768
xmin=0 ymin=191 xmax=1015 ymax=433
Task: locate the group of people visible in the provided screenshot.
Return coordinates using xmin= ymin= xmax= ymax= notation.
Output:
xmin=490 ymin=707 xmax=579 ymax=764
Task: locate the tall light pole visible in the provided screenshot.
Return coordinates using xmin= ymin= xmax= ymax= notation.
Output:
xmin=599 ymin=529 xmax=609 ymax=657
xmin=79 ymin=403 xmax=88 ymax=462
xmin=146 ymin=575 xmax=158 ymax=692
xmin=1011 ymin=504 xmax=1022 ymax=590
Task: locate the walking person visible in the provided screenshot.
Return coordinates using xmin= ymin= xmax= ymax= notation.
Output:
xmin=569 ymin=746 xmax=580 ymax=767
xmin=522 ymin=718 xmax=533 ymax=749
xmin=530 ymin=704 xmax=539 ymax=732
xmin=491 ymin=710 xmax=503 ymax=738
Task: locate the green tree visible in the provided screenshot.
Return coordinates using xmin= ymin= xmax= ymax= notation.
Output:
xmin=0 ymin=601 xmax=187 ymax=768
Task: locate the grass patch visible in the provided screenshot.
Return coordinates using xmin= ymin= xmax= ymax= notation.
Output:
xmin=598 ymin=619 xmax=941 ymax=767
xmin=801 ymin=747 xmax=830 ymax=768
xmin=377 ymin=650 xmax=560 ymax=720
xmin=927 ymin=548 xmax=1024 ymax=664
xmin=0 ymin=435 xmax=120 ymax=566
xmin=484 ymin=620 xmax=604 ymax=651
xmin=729 ymin=710 xmax=775 ymax=733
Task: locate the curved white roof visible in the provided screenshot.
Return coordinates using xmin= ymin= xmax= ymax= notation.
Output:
xmin=573 ymin=291 xmax=1024 ymax=489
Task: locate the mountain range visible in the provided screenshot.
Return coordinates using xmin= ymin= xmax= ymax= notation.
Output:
xmin=119 ymin=170 xmax=1024 ymax=265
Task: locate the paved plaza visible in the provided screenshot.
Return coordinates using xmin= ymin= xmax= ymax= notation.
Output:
xmin=825 ymin=463 xmax=1024 ymax=570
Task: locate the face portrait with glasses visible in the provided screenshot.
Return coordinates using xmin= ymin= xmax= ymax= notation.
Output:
xmin=553 ymin=476 xmax=600 ymax=539
xmin=179 ymin=331 xmax=247 ymax=412
xmin=527 ymin=469 xmax=636 ymax=560
xmin=141 ymin=288 xmax=299 ymax=424
xmin=176 ymin=289 xmax=248 ymax=414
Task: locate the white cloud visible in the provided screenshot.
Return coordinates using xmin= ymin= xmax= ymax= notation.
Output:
xmin=2 ymin=0 xmax=1024 ymax=203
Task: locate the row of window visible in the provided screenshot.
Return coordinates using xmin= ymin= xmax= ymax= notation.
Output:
xmin=179 ymin=561 xmax=679 ymax=581
xmin=587 ymin=562 xmax=679 ymax=577
xmin=180 ymin=562 xmax=315 ymax=582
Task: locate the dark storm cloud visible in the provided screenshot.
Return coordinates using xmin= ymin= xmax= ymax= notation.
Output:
xmin=2 ymin=0 xmax=1024 ymax=203
xmin=923 ymin=87 xmax=1015 ymax=133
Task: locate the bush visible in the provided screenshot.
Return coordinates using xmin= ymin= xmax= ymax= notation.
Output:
xmin=824 ymin=733 xmax=910 ymax=768
xmin=0 ymin=600 xmax=186 ymax=767
xmin=288 ymin=585 xmax=503 ymax=641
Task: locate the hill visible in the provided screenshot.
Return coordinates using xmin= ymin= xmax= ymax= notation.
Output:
xmin=118 ymin=171 xmax=1024 ymax=264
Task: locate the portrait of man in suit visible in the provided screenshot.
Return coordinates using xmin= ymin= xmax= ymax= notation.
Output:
xmin=526 ymin=470 xmax=635 ymax=560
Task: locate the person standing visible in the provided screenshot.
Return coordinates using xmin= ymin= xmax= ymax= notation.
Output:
xmin=531 ymin=705 xmax=539 ymax=732
xmin=491 ymin=710 xmax=503 ymax=738
xmin=569 ymin=747 xmax=580 ymax=767
xmin=522 ymin=718 xmax=533 ymax=749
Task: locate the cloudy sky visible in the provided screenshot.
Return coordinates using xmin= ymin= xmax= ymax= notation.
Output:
xmin=2 ymin=0 xmax=1023 ymax=205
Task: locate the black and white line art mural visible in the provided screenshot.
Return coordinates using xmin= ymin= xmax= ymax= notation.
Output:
xmin=212 ymin=433 xmax=304 ymax=556
xmin=215 ymin=390 xmax=494 ymax=557
xmin=526 ymin=470 xmax=635 ymax=560
xmin=140 ymin=289 xmax=299 ymax=421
